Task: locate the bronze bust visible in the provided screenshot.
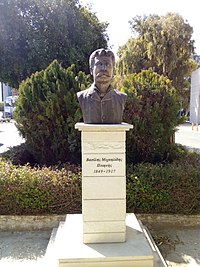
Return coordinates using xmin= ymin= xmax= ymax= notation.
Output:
xmin=77 ymin=48 xmax=127 ymax=124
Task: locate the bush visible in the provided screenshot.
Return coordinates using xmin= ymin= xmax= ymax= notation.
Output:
xmin=114 ymin=69 xmax=181 ymax=164
xmin=15 ymin=60 xmax=91 ymax=165
xmin=127 ymin=150 xmax=200 ymax=214
xmin=1 ymin=150 xmax=200 ymax=215
xmin=0 ymin=158 xmax=81 ymax=215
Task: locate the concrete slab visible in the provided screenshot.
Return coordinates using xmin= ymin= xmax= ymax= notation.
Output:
xmin=45 ymin=214 xmax=167 ymax=267
xmin=0 ymin=230 xmax=51 ymax=266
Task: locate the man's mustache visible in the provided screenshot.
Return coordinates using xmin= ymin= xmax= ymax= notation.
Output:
xmin=96 ymin=72 xmax=110 ymax=77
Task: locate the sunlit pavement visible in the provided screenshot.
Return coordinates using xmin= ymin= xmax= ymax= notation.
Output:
xmin=0 ymin=120 xmax=24 ymax=153
xmin=175 ymin=122 xmax=200 ymax=152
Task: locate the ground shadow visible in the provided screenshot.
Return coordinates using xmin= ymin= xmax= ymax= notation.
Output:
xmin=0 ymin=231 xmax=51 ymax=260
xmin=0 ymin=143 xmax=36 ymax=166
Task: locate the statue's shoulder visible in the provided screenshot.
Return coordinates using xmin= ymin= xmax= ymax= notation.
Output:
xmin=113 ymin=88 xmax=127 ymax=100
xmin=77 ymin=86 xmax=93 ymax=99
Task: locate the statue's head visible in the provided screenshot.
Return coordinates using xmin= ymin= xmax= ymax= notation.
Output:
xmin=89 ymin=49 xmax=115 ymax=85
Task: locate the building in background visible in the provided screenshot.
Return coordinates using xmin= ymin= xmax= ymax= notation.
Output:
xmin=0 ymin=82 xmax=18 ymax=102
xmin=190 ymin=68 xmax=200 ymax=130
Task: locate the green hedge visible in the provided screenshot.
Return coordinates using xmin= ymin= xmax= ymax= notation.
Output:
xmin=1 ymin=148 xmax=200 ymax=215
xmin=127 ymin=148 xmax=200 ymax=214
xmin=127 ymin=153 xmax=200 ymax=214
xmin=0 ymin=159 xmax=81 ymax=215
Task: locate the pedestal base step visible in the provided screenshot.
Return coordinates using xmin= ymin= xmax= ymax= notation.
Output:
xmin=45 ymin=213 xmax=167 ymax=267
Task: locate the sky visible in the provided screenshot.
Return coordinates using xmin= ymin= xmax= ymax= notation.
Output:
xmin=80 ymin=0 xmax=200 ymax=57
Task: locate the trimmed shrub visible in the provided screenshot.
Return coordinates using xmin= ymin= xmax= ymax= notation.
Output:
xmin=0 ymin=158 xmax=81 ymax=215
xmin=1 ymin=149 xmax=200 ymax=215
xmin=127 ymin=149 xmax=200 ymax=214
xmin=114 ymin=69 xmax=181 ymax=164
xmin=15 ymin=60 xmax=91 ymax=165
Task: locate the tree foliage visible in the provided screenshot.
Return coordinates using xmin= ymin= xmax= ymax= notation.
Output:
xmin=0 ymin=0 xmax=108 ymax=88
xmin=15 ymin=60 xmax=91 ymax=165
xmin=114 ymin=69 xmax=180 ymax=164
xmin=116 ymin=13 xmax=198 ymax=92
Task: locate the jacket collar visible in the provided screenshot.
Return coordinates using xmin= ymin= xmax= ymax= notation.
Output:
xmin=88 ymin=83 xmax=115 ymax=101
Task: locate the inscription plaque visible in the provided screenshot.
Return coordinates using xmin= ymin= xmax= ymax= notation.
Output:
xmin=82 ymin=154 xmax=125 ymax=176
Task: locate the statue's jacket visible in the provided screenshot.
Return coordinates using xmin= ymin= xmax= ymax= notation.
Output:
xmin=77 ymin=84 xmax=127 ymax=124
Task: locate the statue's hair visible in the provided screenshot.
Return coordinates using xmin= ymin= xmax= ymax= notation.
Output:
xmin=89 ymin=48 xmax=115 ymax=73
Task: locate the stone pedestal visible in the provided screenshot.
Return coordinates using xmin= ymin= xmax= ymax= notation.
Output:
xmin=75 ymin=123 xmax=133 ymax=243
xmin=45 ymin=122 xmax=167 ymax=267
xmin=45 ymin=214 xmax=167 ymax=267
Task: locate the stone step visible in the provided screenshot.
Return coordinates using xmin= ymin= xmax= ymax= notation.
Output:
xmin=44 ymin=213 xmax=167 ymax=267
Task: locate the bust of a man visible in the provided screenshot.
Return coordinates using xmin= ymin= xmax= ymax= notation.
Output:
xmin=77 ymin=48 xmax=127 ymax=124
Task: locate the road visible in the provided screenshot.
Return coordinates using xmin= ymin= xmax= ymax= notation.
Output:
xmin=175 ymin=122 xmax=200 ymax=152
xmin=0 ymin=120 xmax=24 ymax=153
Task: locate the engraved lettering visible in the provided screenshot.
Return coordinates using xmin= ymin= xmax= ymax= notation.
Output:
xmin=101 ymin=157 xmax=122 ymax=162
xmin=96 ymin=163 xmax=112 ymax=168
xmin=86 ymin=157 xmax=101 ymax=162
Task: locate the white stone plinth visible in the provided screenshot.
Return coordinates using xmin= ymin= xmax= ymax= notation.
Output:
xmin=75 ymin=123 xmax=133 ymax=243
xmin=45 ymin=214 xmax=167 ymax=267
xmin=46 ymin=214 xmax=153 ymax=267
